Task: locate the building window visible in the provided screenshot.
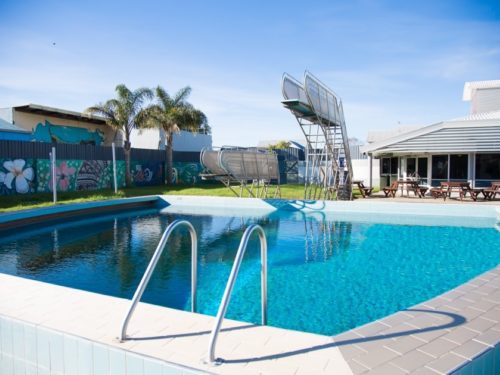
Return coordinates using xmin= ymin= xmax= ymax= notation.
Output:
xmin=475 ymin=154 xmax=500 ymax=180
xmin=381 ymin=158 xmax=390 ymax=174
xmin=449 ymin=154 xmax=468 ymax=180
xmin=390 ymin=157 xmax=398 ymax=175
xmin=381 ymin=157 xmax=398 ymax=175
xmin=418 ymin=157 xmax=428 ymax=182
xmin=407 ymin=158 xmax=416 ymax=176
xmin=431 ymin=155 xmax=448 ymax=180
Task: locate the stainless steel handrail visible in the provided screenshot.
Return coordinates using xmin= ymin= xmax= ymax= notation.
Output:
xmin=119 ymin=219 xmax=197 ymax=341
xmin=206 ymin=224 xmax=267 ymax=365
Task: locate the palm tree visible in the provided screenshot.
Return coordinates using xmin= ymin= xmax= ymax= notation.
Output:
xmin=144 ymin=86 xmax=209 ymax=184
xmin=86 ymin=84 xmax=153 ymax=186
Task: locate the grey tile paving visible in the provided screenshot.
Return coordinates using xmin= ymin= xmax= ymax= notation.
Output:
xmin=417 ymin=338 xmax=460 ymax=359
xmin=472 ymin=329 xmax=500 ymax=347
xmin=411 ymin=367 xmax=440 ymax=374
xmin=426 ymin=352 xmax=470 ymax=374
xmin=389 ymin=350 xmax=435 ymax=372
xmin=369 ymin=362 xmax=407 ymax=374
xmin=451 ymin=339 xmax=490 ymax=360
xmin=440 ymin=327 xmax=479 ymax=345
xmin=462 ymin=317 xmax=496 ymax=333
xmin=383 ymin=336 xmax=426 ymax=355
xmin=352 ymin=347 xmax=400 ymax=370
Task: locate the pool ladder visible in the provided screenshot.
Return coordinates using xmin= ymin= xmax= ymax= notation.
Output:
xmin=118 ymin=219 xmax=268 ymax=366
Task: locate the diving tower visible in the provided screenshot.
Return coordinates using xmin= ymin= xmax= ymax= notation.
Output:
xmin=281 ymin=71 xmax=353 ymax=200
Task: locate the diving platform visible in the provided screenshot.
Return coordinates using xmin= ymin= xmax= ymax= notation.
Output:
xmin=281 ymin=71 xmax=353 ymax=200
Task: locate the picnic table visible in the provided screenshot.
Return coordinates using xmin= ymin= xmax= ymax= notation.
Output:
xmin=352 ymin=180 xmax=373 ymax=198
xmin=483 ymin=182 xmax=500 ymax=200
xmin=396 ymin=179 xmax=427 ymax=197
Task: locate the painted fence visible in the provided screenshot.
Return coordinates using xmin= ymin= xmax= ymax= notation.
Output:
xmin=0 ymin=140 xmax=203 ymax=196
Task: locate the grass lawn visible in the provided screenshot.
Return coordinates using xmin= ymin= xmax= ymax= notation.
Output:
xmin=0 ymin=183 xmax=314 ymax=213
xmin=0 ymin=183 xmax=369 ymax=213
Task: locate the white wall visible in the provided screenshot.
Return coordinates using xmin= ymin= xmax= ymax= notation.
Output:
xmin=130 ymin=129 xmax=212 ymax=151
xmin=172 ymin=130 xmax=212 ymax=151
xmin=472 ymin=88 xmax=500 ymax=113
xmin=352 ymin=159 xmax=380 ymax=188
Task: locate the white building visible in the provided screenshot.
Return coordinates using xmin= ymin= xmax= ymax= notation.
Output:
xmin=131 ymin=128 xmax=212 ymax=152
xmin=361 ymin=80 xmax=500 ymax=188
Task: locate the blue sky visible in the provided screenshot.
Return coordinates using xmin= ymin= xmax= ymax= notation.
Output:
xmin=0 ymin=0 xmax=499 ymax=146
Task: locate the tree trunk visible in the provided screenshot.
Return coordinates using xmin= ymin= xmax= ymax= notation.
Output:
xmin=166 ymin=133 xmax=174 ymax=184
xmin=124 ymin=140 xmax=132 ymax=187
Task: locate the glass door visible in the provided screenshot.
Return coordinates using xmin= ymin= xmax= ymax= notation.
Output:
xmin=417 ymin=157 xmax=428 ymax=185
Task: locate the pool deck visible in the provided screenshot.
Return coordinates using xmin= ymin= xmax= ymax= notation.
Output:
xmin=1 ymin=265 xmax=499 ymax=374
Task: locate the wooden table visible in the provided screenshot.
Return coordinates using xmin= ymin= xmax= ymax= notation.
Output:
xmin=396 ymin=179 xmax=421 ymax=197
xmin=352 ymin=180 xmax=373 ymax=198
xmin=483 ymin=182 xmax=500 ymax=200
xmin=440 ymin=182 xmax=471 ymax=201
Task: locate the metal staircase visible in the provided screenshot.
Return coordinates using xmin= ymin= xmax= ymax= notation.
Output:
xmin=281 ymin=71 xmax=353 ymax=200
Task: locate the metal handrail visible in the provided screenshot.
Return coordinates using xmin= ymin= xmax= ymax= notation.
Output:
xmin=206 ymin=224 xmax=267 ymax=365
xmin=119 ymin=219 xmax=197 ymax=341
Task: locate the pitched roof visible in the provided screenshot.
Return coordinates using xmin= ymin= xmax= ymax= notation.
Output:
xmin=11 ymin=104 xmax=107 ymax=125
xmin=361 ymin=112 xmax=500 ymax=155
xmin=0 ymin=118 xmax=30 ymax=133
xmin=463 ymin=80 xmax=500 ymax=101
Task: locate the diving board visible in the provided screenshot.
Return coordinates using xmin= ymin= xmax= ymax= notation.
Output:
xmin=281 ymin=71 xmax=353 ymax=200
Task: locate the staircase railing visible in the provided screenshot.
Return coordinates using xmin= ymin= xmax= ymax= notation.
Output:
xmin=206 ymin=224 xmax=268 ymax=365
xmin=118 ymin=219 xmax=198 ymax=341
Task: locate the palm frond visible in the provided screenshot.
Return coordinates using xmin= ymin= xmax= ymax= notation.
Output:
xmin=155 ymin=86 xmax=172 ymax=110
xmin=173 ymin=86 xmax=192 ymax=105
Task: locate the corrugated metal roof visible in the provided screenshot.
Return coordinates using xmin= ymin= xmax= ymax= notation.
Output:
xmin=463 ymin=80 xmax=500 ymax=101
xmin=366 ymin=125 xmax=422 ymax=143
xmin=376 ymin=125 xmax=500 ymax=154
xmin=361 ymin=119 xmax=500 ymax=155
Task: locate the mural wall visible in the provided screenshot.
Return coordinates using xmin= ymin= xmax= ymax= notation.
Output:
xmin=172 ymin=162 xmax=203 ymax=184
xmin=0 ymin=158 xmax=166 ymax=195
xmin=36 ymin=159 xmax=126 ymax=193
xmin=0 ymin=159 xmax=36 ymax=195
xmin=131 ymin=161 xmax=164 ymax=186
xmin=32 ymin=120 xmax=105 ymax=145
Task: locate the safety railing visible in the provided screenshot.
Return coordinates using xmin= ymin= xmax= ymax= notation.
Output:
xmin=206 ymin=224 xmax=268 ymax=365
xmin=119 ymin=220 xmax=198 ymax=342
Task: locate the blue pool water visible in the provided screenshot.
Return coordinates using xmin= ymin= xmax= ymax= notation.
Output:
xmin=0 ymin=207 xmax=499 ymax=336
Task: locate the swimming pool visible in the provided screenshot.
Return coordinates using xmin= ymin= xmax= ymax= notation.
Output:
xmin=1 ymin=199 xmax=499 ymax=337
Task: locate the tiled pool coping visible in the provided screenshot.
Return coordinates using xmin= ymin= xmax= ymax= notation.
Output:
xmin=1 ymin=266 xmax=499 ymax=374
xmin=0 ymin=195 xmax=499 ymax=374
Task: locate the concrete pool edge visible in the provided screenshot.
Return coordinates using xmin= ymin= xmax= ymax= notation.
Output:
xmin=0 ymin=273 xmax=352 ymax=375
xmin=1 ymin=194 xmax=498 ymax=226
xmin=0 ymin=196 xmax=160 ymax=230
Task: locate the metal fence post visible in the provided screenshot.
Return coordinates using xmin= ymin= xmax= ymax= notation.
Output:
xmin=50 ymin=146 xmax=57 ymax=203
xmin=112 ymin=142 xmax=118 ymax=194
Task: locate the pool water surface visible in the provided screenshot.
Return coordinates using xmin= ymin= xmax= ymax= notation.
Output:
xmin=0 ymin=207 xmax=499 ymax=336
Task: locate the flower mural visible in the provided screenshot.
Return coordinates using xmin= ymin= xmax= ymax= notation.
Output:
xmin=49 ymin=161 xmax=76 ymax=192
xmin=1 ymin=159 xmax=34 ymax=194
